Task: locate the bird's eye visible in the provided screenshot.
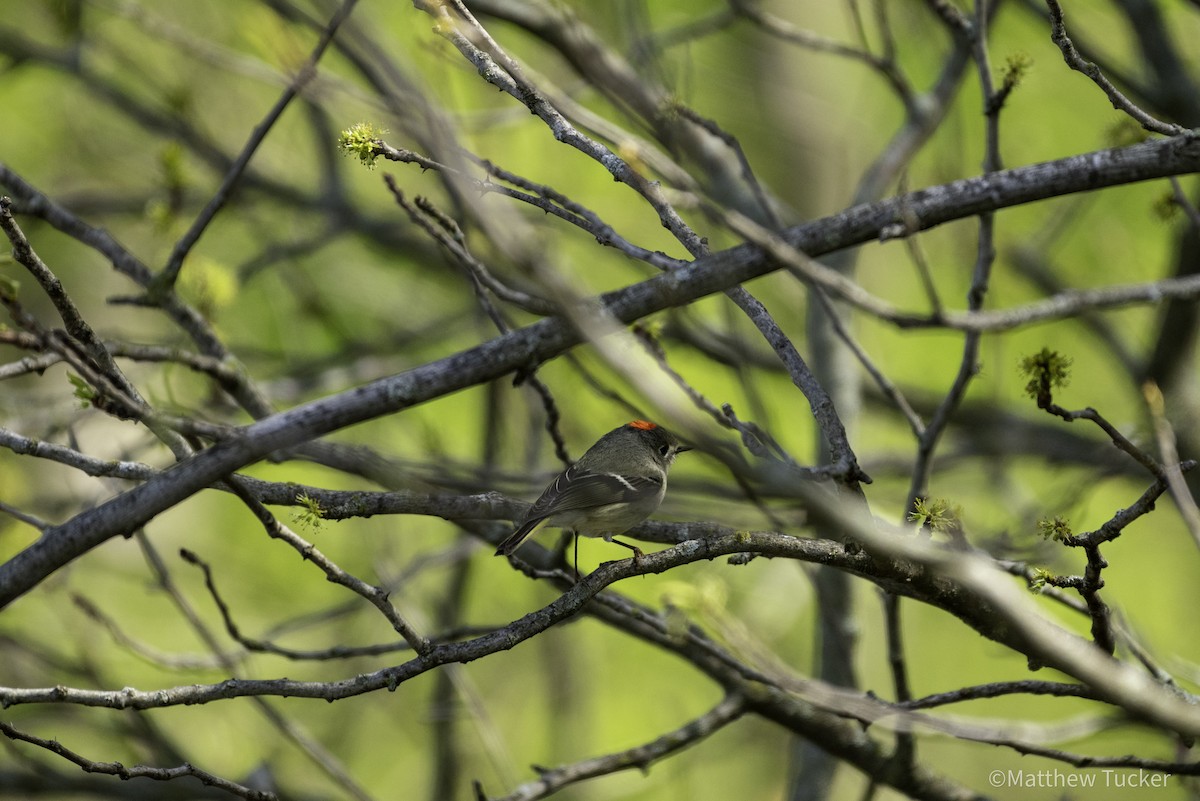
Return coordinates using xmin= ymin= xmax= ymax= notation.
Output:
xmin=659 ymin=445 xmax=671 ymax=456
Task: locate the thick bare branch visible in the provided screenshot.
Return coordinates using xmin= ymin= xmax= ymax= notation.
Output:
xmin=2 ymin=133 xmax=1199 ymax=609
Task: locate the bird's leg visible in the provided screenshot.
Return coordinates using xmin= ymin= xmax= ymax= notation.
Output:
xmin=573 ymin=532 xmax=580 ymax=583
xmin=609 ymin=537 xmax=645 ymax=564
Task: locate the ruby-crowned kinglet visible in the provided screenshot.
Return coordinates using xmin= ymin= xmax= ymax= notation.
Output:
xmin=495 ymin=420 xmax=691 ymax=558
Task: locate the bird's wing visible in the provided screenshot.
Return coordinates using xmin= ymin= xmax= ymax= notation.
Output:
xmin=496 ymin=467 xmax=663 ymax=556
xmin=526 ymin=465 xmax=662 ymax=518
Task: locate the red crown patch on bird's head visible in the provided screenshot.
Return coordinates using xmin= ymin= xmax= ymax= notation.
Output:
xmin=627 ymin=420 xmax=658 ymax=431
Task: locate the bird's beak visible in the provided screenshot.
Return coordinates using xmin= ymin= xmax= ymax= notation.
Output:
xmin=676 ymin=445 xmax=693 ymax=454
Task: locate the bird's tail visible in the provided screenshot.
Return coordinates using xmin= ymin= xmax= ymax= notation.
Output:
xmin=494 ymin=517 xmax=549 ymax=556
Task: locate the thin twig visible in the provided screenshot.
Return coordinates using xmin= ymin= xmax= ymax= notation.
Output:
xmin=493 ymin=694 xmax=747 ymax=801
xmin=136 ymin=533 xmax=379 ymax=801
xmin=0 ymin=500 xmax=48 ymax=531
xmin=0 ymin=197 xmax=133 ymax=394
xmin=217 ymin=479 xmax=430 ymax=654
xmin=1044 ymin=0 xmax=1187 ymax=136
xmin=0 ymin=721 xmax=276 ymax=801
xmin=158 ymin=0 xmax=361 ymax=288
xmin=1143 ymin=382 xmax=1200 ymax=552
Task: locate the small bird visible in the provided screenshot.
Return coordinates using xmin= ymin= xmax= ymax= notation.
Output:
xmin=495 ymin=420 xmax=690 ymax=563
